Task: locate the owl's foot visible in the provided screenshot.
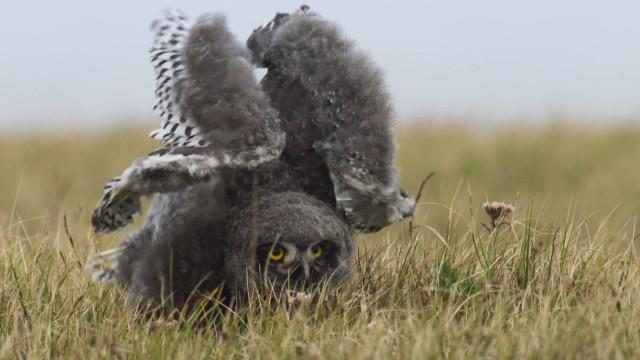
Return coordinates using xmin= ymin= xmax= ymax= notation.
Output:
xmin=85 ymin=245 xmax=126 ymax=283
xmin=338 ymin=185 xmax=415 ymax=233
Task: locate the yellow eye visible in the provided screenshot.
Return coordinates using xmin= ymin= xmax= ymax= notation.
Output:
xmin=269 ymin=246 xmax=286 ymax=262
xmin=311 ymin=245 xmax=323 ymax=259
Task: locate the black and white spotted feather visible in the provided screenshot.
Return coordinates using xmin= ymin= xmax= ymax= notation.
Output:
xmin=91 ymin=11 xmax=285 ymax=233
xmin=148 ymin=10 xmax=209 ymax=149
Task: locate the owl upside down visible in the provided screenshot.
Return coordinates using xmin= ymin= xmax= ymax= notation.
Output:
xmin=87 ymin=7 xmax=415 ymax=312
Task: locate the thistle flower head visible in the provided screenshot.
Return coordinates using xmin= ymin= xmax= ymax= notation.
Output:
xmin=483 ymin=201 xmax=515 ymax=227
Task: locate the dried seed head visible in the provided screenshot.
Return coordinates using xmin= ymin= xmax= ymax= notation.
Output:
xmin=483 ymin=201 xmax=515 ymax=226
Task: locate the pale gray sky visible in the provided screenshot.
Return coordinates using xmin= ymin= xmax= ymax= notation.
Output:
xmin=1 ymin=0 xmax=639 ymax=130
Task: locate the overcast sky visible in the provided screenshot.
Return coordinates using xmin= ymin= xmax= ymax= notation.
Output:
xmin=1 ymin=0 xmax=638 ymax=131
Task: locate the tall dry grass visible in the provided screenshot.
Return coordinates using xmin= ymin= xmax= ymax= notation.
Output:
xmin=0 ymin=123 xmax=639 ymax=358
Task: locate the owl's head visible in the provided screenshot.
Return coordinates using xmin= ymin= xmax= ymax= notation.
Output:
xmin=224 ymin=191 xmax=354 ymax=296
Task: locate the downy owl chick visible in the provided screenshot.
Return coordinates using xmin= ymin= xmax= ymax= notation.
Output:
xmin=87 ymin=7 xmax=411 ymax=312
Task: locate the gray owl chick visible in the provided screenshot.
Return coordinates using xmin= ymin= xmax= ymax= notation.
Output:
xmin=88 ymin=11 xmax=353 ymax=312
xmin=87 ymin=8 xmax=410 ymax=312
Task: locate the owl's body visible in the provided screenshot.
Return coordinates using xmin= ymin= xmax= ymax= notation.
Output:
xmin=88 ymin=8 xmax=413 ymax=311
xmin=114 ymin=161 xmax=351 ymax=310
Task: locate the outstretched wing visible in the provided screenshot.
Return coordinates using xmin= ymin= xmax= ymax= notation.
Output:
xmin=92 ymin=11 xmax=285 ymax=233
xmin=248 ymin=7 xmax=414 ymax=233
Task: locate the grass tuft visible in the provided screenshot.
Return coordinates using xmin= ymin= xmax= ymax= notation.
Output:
xmin=0 ymin=123 xmax=639 ymax=358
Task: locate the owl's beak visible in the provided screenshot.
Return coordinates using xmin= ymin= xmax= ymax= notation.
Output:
xmin=283 ymin=255 xmax=312 ymax=280
xmin=300 ymin=259 xmax=311 ymax=279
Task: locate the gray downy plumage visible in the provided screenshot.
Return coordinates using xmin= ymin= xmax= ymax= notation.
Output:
xmin=248 ymin=6 xmax=415 ymax=233
xmin=91 ymin=11 xmax=352 ymax=313
xmin=89 ymin=8 xmax=411 ymax=313
xmin=114 ymin=161 xmax=353 ymax=312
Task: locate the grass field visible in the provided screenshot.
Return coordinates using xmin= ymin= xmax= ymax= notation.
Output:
xmin=1 ymin=122 xmax=639 ymax=358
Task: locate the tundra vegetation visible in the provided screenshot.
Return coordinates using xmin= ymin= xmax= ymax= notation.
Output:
xmin=1 ymin=122 xmax=639 ymax=358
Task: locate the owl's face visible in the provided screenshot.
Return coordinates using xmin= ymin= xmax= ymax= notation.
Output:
xmin=225 ymin=191 xmax=354 ymax=296
xmin=256 ymin=237 xmax=345 ymax=290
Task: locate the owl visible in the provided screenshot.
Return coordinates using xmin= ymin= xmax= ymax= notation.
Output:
xmin=87 ymin=7 xmax=414 ymax=312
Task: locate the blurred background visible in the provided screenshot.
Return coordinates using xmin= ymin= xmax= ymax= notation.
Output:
xmin=1 ymin=0 xmax=639 ymax=131
xmin=0 ymin=0 xmax=639 ymax=238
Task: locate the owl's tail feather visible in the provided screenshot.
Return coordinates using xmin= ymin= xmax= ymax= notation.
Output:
xmin=85 ymin=245 xmax=126 ymax=283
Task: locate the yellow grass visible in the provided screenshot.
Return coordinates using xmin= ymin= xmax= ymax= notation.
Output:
xmin=1 ymin=122 xmax=639 ymax=358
